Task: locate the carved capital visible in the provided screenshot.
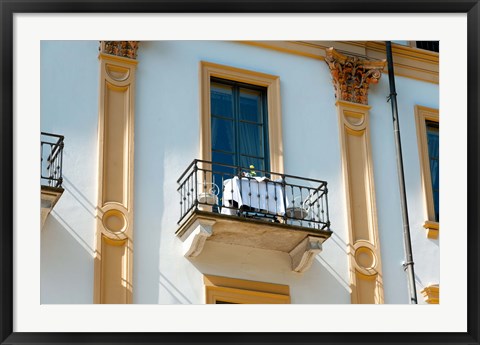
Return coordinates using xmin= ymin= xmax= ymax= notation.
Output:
xmin=325 ymin=47 xmax=386 ymax=105
xmin=99 ymin=41 xmax=139 ymax=59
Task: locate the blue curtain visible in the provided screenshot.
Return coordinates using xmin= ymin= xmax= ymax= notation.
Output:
xmin=427 ymin=123 xmax=439 ymax=221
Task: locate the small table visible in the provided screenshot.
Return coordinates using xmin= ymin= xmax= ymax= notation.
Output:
xmin=221 ymin=176 xmax=288 ymax=217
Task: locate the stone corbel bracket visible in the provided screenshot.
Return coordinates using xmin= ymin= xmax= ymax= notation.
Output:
xmin=325 ymin=47 xmax=386 ymax=105
xmin=41 ymin=186 xmax=64 ymax=228
xmin=289 ymin=236 xmax=323 ymax=273
xmin=180 ymin=218 xmax=216 ymax=257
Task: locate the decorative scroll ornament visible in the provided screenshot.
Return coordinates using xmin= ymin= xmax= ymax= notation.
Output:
xmin=325 ymin=47 xmax=386 ymax=105
xmin=99 ymin=41 xmax=139 ymax=59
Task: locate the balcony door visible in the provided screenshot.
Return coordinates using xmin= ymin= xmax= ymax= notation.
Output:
xmin=210 ymin=77 xmax=269 ymax=180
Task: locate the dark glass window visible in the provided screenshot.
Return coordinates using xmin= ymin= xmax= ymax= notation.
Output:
xmin=416 ymin=41 xmax=439 ymax=53
xmin=211 ymin=77 xmax=269 ymax=178
xmin=426 ymin=121 xmax=439 ymax=221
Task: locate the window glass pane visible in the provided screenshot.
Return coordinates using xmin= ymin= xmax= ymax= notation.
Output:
xmin=211 ymin=83 xmax=233 ymax=118
xmin=239 ymin=122 xmax=264 ymax=157
xmin=239 ymin=156 xmax=265 ymax=175
xmin=212 ymin=151 xmax=236 ymax=177
xmin=426 ymin=121 xmax=439 ymax=221
xmin=210 ymin=79 xmax=269 ymax=180
xmin=239 ymin=88 xmax=262 ymax=123
xmin=211 ymin=117 xmax=234 ymax=153
xmin=427 ymin=129 xmax=439 ymax=160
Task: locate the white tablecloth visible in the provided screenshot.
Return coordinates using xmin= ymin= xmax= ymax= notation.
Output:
xmin=221 ymin=176 xmax=288 ymax=215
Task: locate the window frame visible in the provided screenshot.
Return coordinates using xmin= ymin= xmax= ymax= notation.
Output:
xmin=200 ymin=61 xmax=284 ymax=175
xmin=204 ymin=275 xmax=290 ymax=304
xmin=414 ymin=105 xmax=439 ymax=238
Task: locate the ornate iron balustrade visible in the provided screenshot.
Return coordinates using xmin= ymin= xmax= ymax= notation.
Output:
xmin=41 ymin=132 xmax=64 ymax=188
xmin=177 ymin=159 xmax=330 ymax=231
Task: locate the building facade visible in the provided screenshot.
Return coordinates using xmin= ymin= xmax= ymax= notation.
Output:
xmin=40 ymin=40 xmax=439 ymax=304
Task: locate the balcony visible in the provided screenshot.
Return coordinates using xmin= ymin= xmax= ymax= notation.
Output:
xmin=41 ymin=132 xmax=64 ymax=227
xmin=175 ymin=159 xmax=332 ymax=272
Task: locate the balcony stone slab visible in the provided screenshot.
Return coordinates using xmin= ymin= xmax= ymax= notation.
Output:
xmin=176 ymin=210 xmax=332 ymax=272
xmin=41 ymin=186 xmax=64 ymax=228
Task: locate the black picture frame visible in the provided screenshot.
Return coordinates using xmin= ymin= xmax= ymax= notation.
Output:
xmin=1 ymin=1 xmax=479 ymax=344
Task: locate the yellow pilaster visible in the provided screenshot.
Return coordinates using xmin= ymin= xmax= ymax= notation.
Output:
xmin=94 ymin=42 xmax=138 ymax=304
xmin=336 ymin=101 xmax=384 ymax=304
xmin=326 ymin=48 xmax=386 ymax=304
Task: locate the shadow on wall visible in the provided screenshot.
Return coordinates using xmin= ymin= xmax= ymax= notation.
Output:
xmin=63 ymin=176 xmax=96 ymax=218
xmin=131 ymin=133 xmax=165 ymax=304
xmin=187 ymin=240 xmax=351 ymax=304
xmin=41 ymin=215 xmax=94 ymax=304
xmin=158 ymin=273 xmax=193 ymax=304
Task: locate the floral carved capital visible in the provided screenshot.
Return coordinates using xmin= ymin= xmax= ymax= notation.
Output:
xmin=325 ymin=47 xmax=386 ymax=105
xmin=99 ymin=41 xmax=139 ymax=60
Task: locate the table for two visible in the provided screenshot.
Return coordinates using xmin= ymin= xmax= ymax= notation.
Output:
xmin=220 ymin=176 xmax=290 ymax=220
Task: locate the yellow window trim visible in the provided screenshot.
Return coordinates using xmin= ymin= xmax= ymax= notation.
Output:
xmin=200 ymin=61 xmax=284 ymax=175
xmin=421 ymin=284 xmax=439 ymax=304
xmin=415 ymin=105 xmax=439 ymax=239
xmin=204 ymin=275 xmax=290 ymax=304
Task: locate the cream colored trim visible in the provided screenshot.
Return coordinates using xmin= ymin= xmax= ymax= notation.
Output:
xmin=239 ymin=41 xmax=438 ymax=84
xmin=200 ymin=61 xmax=284 ymax=174
xmin=421 ymin=284 xmax=439 ymax=304
xmin=415 ymin=105 xmax=439 ymax=238
xmin=204 ymin=275 xmax=290 ymax=304
xmin=94 ymin=51 xmax=137 ymax=304
xmin=336 ymin=100 xmax=384 ymax=304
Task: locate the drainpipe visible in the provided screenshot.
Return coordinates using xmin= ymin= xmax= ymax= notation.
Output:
xmin=385 ymin=41 xmax=418 ymax=304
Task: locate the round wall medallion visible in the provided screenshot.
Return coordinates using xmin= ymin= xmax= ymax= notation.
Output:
xmin=102 ymin=209 xmax=127 ymax=234
xmin=354 ymin=246 xmax=376 ymax=271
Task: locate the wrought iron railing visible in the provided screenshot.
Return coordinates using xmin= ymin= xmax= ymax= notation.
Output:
xmin=41 ymin=132 xmax=64 ymax=188
xmin=177 ymin=159 xmax=330 ymax=231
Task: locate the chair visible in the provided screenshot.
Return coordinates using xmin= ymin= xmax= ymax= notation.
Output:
xmin=285 ymin=196 xmax=310 ymax=220
xmin=285 ymin=190 xmax=322 ymax=222
xmin=197 ymin=182 xmax=219 ymax=212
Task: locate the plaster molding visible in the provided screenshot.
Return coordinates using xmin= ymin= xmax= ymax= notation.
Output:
xmin=181 ymin=219 xmax=216 ymax=257
xmin=239 ymin=41 xmax=438 ymax=84
xmin=423 ymin=221 xmax=439 ymax=239
xmin=289 ymin=236 xmax=323 ymax=273
xmin=204 ymin=275 xmax=290 ymax=304
xmin=421 ymin=284 xmax=439 ymax=304
xmin=325 ymin=47 xmax=386 ymax=105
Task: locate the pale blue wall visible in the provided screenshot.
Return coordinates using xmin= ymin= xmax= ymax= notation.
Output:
xmin=369 ymin=75 xmax=439 ymax=303
xmin=41 ymin=41 xmax=98 ymax=303
xmin=40 ymin=40 xmax=439 ymax=305
xmin=133 ymin=41 xmax=350 ymax=304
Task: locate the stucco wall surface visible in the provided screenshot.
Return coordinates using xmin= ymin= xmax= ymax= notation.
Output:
xmin=40 ymin=40 xmax=439 ymax=305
